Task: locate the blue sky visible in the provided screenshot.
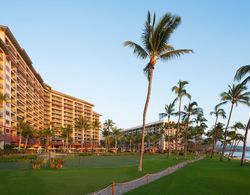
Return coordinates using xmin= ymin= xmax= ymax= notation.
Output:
xmin=1 ymin=0 xmax=249 ymax=144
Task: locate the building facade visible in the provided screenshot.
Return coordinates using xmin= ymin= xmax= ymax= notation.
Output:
xmin=123 ymin=120 xmax=180 ymax=151
xmin=0 ymin=25 xmax=101 ymax=148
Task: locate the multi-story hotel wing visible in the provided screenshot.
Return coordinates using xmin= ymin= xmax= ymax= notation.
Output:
xmin=0 ymin=25 xmax=101 ymax=148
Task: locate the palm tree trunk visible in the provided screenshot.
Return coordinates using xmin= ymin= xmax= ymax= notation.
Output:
xmin=241 ymin=115 xmax=250 ymax=166
xmin=231 ymin=140 xmax=240 ymax=158
xmin=129 ymin=140 xmax=132 ymax=152
xmin=210 ymin=116 xmax=218 ymax=158
xmin=24 ymin=136 xmax=29 ymax=150
xmin=176 ymin=96 xmax=182 ymax=156
xmin=220 ymin=103 xmax=234 ymax=161
xmin=81 ymin=129 xmax=84 ymax=152
xmin=138 ymin=67 xmax=154 ymax=172
xmin=18 ymin=133 xmax=22 ymax=150
xmin=184 ymin=115 xmax=190 ymax=159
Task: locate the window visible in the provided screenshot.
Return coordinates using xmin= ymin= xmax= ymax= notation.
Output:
xmin=5 ymin=111 xmax=10 ymax=116
xmin=6 ymin=75 xmax=10 ymax=81
xmin=6 ymin=66 xmax=10 ymax=72
xmin=5 ymin=84 xmax=10 ymax=90
xmin=5 ymin=120 xmax=10 ymax=125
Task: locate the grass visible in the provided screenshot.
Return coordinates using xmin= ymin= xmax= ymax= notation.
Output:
xmin=127 ymin=157 xmax=250 ymax=195
xmin=0 ymin=153 xmax=187 ymax=194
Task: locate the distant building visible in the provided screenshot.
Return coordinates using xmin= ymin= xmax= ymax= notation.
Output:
xmin=123 ymin=120 xmax=182 ymax=151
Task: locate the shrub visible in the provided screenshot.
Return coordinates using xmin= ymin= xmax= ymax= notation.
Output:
xmin=50 ymin=158 xmax=63 ymax=169
xmin=32 ymin=159 xmax=41 ymax=169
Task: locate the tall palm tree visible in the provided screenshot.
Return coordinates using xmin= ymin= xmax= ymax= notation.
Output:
xmin=75 ymin=116 xmax=90 ymax=150
xmin=235 ymin=65 xmax=250 ymax=166
xmin=172 ymin=80 xmax=191 ymax=155
xmin=182 ymin=101 xmax=201 ymax=158
xmin=124 ymin=11 xmax=193 ymax=171
xmin=103 ymin=119 xmax=115 ymax=150
xmin=219 ymin=83 xmax=250 ymax=161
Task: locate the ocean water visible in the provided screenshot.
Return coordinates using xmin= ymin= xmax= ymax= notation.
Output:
xmin=225 ymin=151 xmax=250 ymax=160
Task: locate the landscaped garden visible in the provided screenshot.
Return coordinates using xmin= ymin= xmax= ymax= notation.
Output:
xmin=127 ymin=157 xmax=250 ymax=195
xmin=0 ymin=153 xmax=189 ymax=194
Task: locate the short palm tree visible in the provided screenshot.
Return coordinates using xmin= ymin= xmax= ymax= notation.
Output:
xmin=209 ymin=104 xmax=226 ymax=158
xmin=208 ymin=122 xmax=224 ymax=157
xmin=22 ymin=124 xmax=33 ymax=150
xmin=182 ymin=101 xmax=201 ymax=158
xmin=210 ymin=104 xmax=227 ymax=127
xmin=219 ymin=83 xmax=250 ymax=161
xmin=103 ymin=119 xmax=115 ymax=150
xmin=235 ymin=65 xmax=250 ymax=166
xmin=102 ymin=127 xmax=109 ymax=151
xmin=62 ymin=125 xmax=73 ymax=152
xmin=112 ymin=127 xmax=122 ymax=151
xmin=172 ymin=80 xmax=191 ymax=155
xmin=75 ymin=116 xmax=90 ymax=150
xmin=92 ymin=120 xmax=101 ymax=146
xmin=124 ymin=11 xmax=193 ymax=172
xmin=44 ymin=127 xmax=54 ymax=152
xmin=17 ymin=118 xmax=27 ymax=150
xmin=159 ymin=99 xmax=177 ymax=121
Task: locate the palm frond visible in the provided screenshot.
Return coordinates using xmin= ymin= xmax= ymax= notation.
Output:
xmin=123 ymin=41 xmax=148 ymax=59
xmin=234 ymin=65 xmax=250 ymax=81
xmin=160 ymin=49 xmax=193 ymax=61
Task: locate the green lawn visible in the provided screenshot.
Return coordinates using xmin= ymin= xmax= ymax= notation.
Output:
xmin=127 ymin=157 xmax=250 ymax=195
xmin=0 ymin=154 xmax=186 ymax=194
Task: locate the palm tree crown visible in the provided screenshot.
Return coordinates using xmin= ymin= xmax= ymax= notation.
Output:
xmin=124 ymin=12 xmax=193 ymax=78
xmin=220 ymin=83 xmax=250 ymax=106
xmin=159 ymin=99 xmax=176 ymax=121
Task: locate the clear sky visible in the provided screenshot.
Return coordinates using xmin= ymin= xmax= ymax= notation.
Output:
xmin=1 ymin=0 xmax=249 ymax=144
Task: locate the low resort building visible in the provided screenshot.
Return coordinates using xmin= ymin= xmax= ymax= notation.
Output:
xmin=0 ymin=25 xmax=101 ymax=149
xmin=122 ymin=120 xmax=182 ymax=152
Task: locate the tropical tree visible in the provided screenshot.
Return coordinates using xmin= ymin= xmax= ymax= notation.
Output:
xmin=172 ymin=80 xmax=191 ymax=155
xmin=219 ymin=83 xmax=250 ymax=161
xmin=92 ymin=120 xmax=101 ymax=146
xmin=182 ymin=101 xmax=201 ymax=158
xmin=208 ymin=122 xmax=224 ymax=158
xmin=227 ymin=123 xmax=244 ymax=160
xmin=210 ymin=105 xmax=227 ymax=127
xmin=17 ymin=118 xmax=27 ymax=150
xmin=103 ymin=119 xmax=115 ymax=150
xmin=102 ymin=127 xmax=109 ymax=151
xmin=22 ymin=124 xmax=33 ymax=149
xmin=235 ymin=65 xmax=250 ymax=166
xmin=34 ymin=129 xmax=44 ymax=147
xmin=44 ymin=127 xmax=54 ymax=152
xmin=61 ymin=125 xmax=73 ymax=153
xmin=159 ymin=99 xmax=177 ymax=121
xmin=112 ymin=127 xmax=122 ymax=151
xmin=209 ymin=105 xmax=226 ymax=157
xmin=75 ymin=116 xmax=90 ymax=150
xmin=124 ymin=11 xmax=193 ymax=171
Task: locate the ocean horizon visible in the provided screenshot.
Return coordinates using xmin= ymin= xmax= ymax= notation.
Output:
xmin=225 ymin=151 xmax=250 ymax=160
